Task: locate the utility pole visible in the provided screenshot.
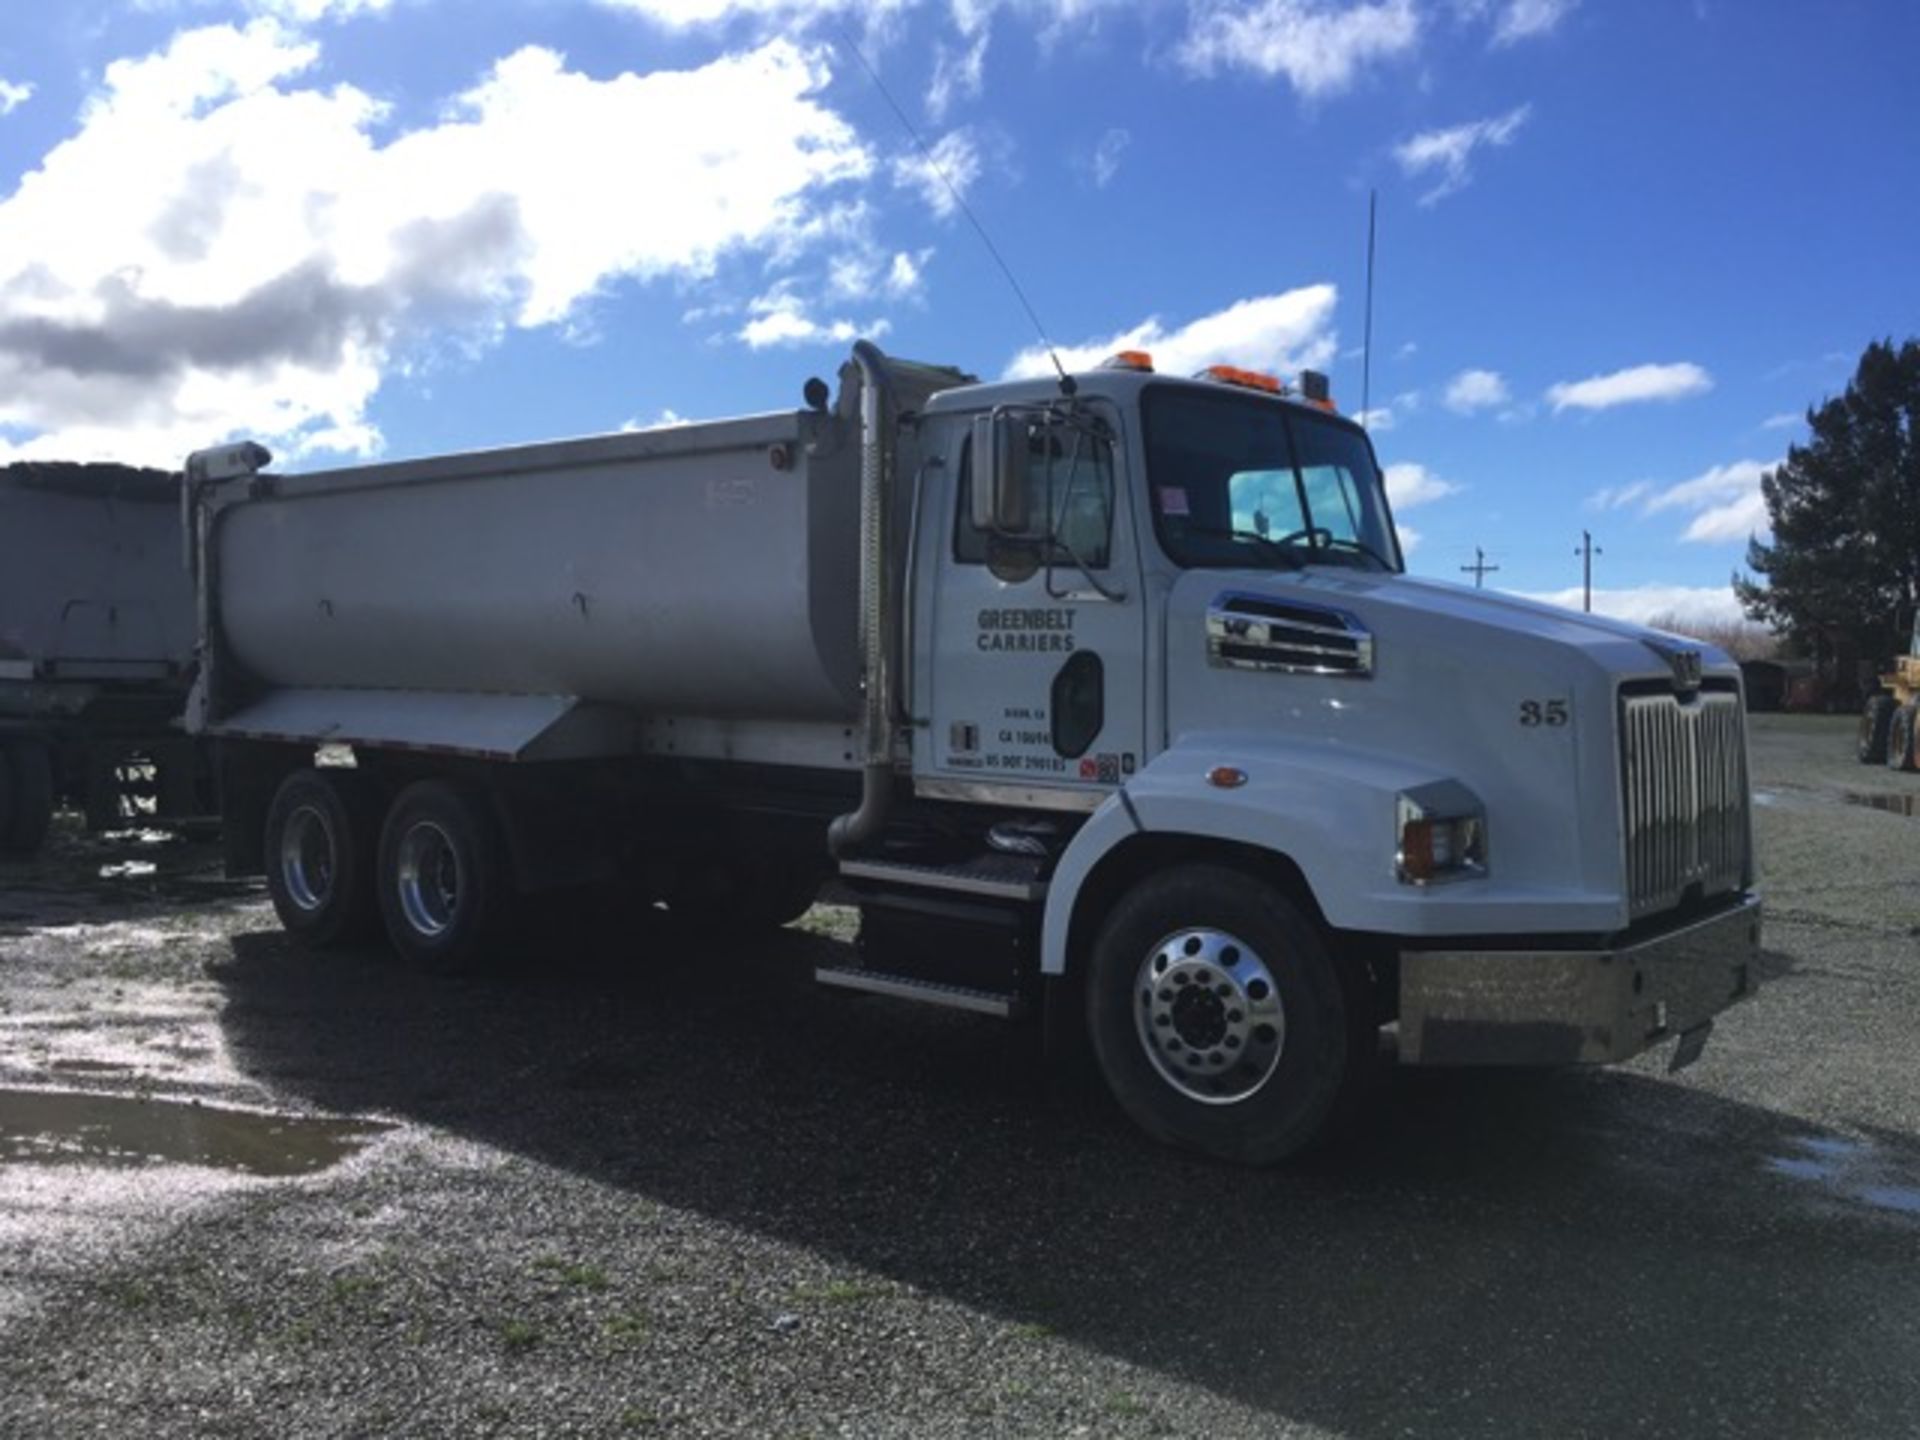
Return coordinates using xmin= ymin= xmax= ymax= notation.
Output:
xmin=1460 ymin=547 xmax=1499 ymax=589
xmin=1576 ymin=530 xmax=1602 ymax=613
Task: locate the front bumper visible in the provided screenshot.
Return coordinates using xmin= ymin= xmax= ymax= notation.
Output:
xmin=1397 ymin=895 xmax=1760 ymax=1067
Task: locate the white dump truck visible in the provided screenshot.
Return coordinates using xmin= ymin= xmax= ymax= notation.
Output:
xmin=1 ymin=462 xmax=211 ymax=854
xmin=184 ymin=343 xmax=1759 ymax=1162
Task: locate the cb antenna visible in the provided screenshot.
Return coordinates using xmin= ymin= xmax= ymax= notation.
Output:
xmin=834 ymin=23 xmax=1073 ymax=395
xmin=1361 ymin=188 xmax=1377 ymax=424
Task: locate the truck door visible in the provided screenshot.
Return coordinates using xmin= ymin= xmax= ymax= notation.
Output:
xmin=918 ymin=407 xmax=1146 ymax=806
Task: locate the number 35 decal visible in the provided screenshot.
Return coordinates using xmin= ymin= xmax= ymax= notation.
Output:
xmin=1519 ymin=699 xmax=1570 ymax=727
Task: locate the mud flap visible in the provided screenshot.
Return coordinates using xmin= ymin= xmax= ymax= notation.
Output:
xmin=1667 ymin=1019 xmax=1713 ymax=1074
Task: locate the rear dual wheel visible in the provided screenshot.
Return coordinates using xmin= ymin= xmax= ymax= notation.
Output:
xmin=265 ymin=771 xmax=509 ymax=971
xmin=264 ymin=769 xmax=379 ymax=946
xmin=375 ymin=780 xmax=511 ymax=973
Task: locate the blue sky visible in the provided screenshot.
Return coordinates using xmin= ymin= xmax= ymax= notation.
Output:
xmin=0 ymin=0 xmax=1912 ymax=623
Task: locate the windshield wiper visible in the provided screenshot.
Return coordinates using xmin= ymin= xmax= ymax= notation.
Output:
xmin=1315 ymin=536 xmax=1398 ymax=572
xmin=1182 ymin=525 xmax=1305 ymax=569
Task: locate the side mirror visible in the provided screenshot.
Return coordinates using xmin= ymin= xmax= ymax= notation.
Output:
xmin=970 ymin=413 xmax=1031 ymax=534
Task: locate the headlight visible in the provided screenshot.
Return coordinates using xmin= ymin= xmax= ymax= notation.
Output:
xmin=1396 ymin=784 xmax=1487 ymax=885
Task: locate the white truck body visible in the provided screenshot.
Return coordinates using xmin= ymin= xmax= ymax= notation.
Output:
xmin=186 ymin=344 xmax=1759 ymax=1162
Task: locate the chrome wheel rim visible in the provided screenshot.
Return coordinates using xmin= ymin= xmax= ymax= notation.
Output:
xmin=1135 ymin=928 xmax=1286 ymax=1105
xmin=395 ymin=820 xmax=460 ymax=938
xmin=279 ymin=805 xmax=336 ymax=913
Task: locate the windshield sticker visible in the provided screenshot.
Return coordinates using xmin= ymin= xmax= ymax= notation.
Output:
xmin=1158 ymin=486 xmax=1190 ymax=516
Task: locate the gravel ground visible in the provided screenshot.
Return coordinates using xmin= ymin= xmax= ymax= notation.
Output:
xmin=1 ymin=713 xmax=1916 ymax=1439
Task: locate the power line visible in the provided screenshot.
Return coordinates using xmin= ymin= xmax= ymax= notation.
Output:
xmin=833 ymin=22 xmax=1070 ymax=392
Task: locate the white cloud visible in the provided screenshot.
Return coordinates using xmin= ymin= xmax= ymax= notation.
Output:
xmin=1443 ymin=366 xmax=1508 ymax=413
xmin=0 ymin=80 xmax=33 ymax=116
xmin=246 ymin=0 xmax=394 ymax=19
xmin=1546 ymin=361 xmax=1713 ymax=413
xmin=1178 ymin=0 xmax=1420 ymax=98
xmin=1640 ymin=458 xmax=1772 ymax=543
xmin=1090 ymin=126 xmax=1130 ymax=188
xmin=622 ymin=407 xmax=692 ymax=430
xmin=1457 ymin=0 xmax=1577 ymax=45
xmin=738 ymin=287 xmax=887 ymax=349
xmin=593 ymin=0 xmax=912 ymax=26
xmin=0 ymin=25 xmax=874 ymax=463
xmin=1393 ymin=104 xmax=1529 ymax=205
xmin=1003 ymin=283 xmax=1338 ymax=382
xmin=1585 ymin=480 xmax=1650 ymax=511
xmin=1383 ymin=460 xmax=1458 ymax=509
xmin=928 ymin=31 xmax=989 ymax=120
xmin=1513 ymin=584 xmax=1747 ymax=628
xmin=1395 ymin=339 xmax=1417 ymax=360
xmin=1353 ymin=406 xmax=1394 ymax=431
xmin=1396 ymin=523 xmax=1421 ymax=554
xmin=1760 ymin=411 xmax=1800 ymax=430
xmin=892 ymin=129 xmax=982 ymax=218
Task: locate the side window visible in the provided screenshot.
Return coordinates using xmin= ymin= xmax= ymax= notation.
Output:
xmin=955 ymin=425 xmax=1116 ymax=568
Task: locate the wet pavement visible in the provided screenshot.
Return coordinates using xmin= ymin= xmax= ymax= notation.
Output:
xmin=0 ymin=715 xmax=1916 ymax=1438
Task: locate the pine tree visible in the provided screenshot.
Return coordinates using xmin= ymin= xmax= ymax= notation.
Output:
xmin=1736 ymin=339 xmax=1920 ymax=665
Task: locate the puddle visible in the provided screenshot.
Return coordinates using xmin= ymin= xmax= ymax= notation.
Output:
xmin=97 ymin=860 xmax=158 ymax=879
xmin=1766 ymin=1134 xmax=1920 ymax=1218
xmin=1843 ymin=791 xmax=1920 ymax=818
xmin=1752 ymin=789 xmax=1780 ymax=807
xmin=0 ymin=1089 xmax=391 ymax=1177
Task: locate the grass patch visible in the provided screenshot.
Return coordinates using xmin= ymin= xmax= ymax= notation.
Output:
xmin=535 ymin=1256 xmax=610 ymax=1291
xmin=792 ymin=1279 xmax=888 ymax=1306
xmin=604 ymin=1312 xmax=649 ymax=1344
xmin=500 ymin=1318 xmax=542 ymax=1352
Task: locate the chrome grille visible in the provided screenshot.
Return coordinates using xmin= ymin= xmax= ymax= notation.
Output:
xmin=1206 ymin=593 xmax=1373 ymax=677
xmin=1620 ymin=688 xmax=1749 ymax=918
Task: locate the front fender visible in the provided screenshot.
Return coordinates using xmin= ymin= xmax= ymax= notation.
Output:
xmin=1041 ymin=731 xmax=1625 ymax=975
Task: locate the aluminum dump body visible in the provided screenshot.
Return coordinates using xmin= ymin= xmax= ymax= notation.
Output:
xmin=209 ymin=409 xmax=864 ymax=725
xmin=0 ymin=464 xmax=193 ymax=694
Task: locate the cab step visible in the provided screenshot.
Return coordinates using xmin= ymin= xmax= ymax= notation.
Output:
xmin=837 ymin=852 xmax=1046 ymax=901
xmin=813 ymin=965 xmax=1025 ymax=1018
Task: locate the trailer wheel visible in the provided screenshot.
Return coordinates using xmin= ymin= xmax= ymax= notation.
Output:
xmin=1889 ymin=704 xmax=1919 ymax=773
xmin=1 ymin=740 xmax=55 ymax=856
xmin=263 ymin=770 xmax=378 ymax=946
xmin=1086 ymin=864 xmax=1362 ymax=1165
xmin=1860 ymin=695 xmax=1896 ymax=764
xmin=376 ymin=780 xmax=510 ymax=973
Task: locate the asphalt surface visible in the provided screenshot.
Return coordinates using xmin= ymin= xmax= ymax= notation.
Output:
xmin=0 ymin=713 xmax=1916 ymax=1438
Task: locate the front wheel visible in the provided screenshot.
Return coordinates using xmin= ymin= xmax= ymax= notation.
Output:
xmin=376 ymin=780 xmax=512 ymax=973
xmin=1086 ymin=864 xmax=1363 ymax=1165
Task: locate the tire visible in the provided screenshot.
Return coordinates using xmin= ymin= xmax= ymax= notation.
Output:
xmin=263 ymin=769 xmax=379 ymax=946
xmin=667 ymin=859 xmax=820 ymax=933
xmin=1889 ymin=704 xmax=1919 ymax=773
xmin=376 ymin=780 xmax=512 ymax=973
xmin=1859 ymin=695 xmax=1896 ymax=765
xmin=1085 ymin=863 xmax=1362 ymax=1165
xmin=3 ymin=740 xmax=56 ymax=856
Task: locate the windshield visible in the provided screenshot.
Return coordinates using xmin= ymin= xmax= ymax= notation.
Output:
xmin=1141 ymin=384 xmax=1402 ymax=571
